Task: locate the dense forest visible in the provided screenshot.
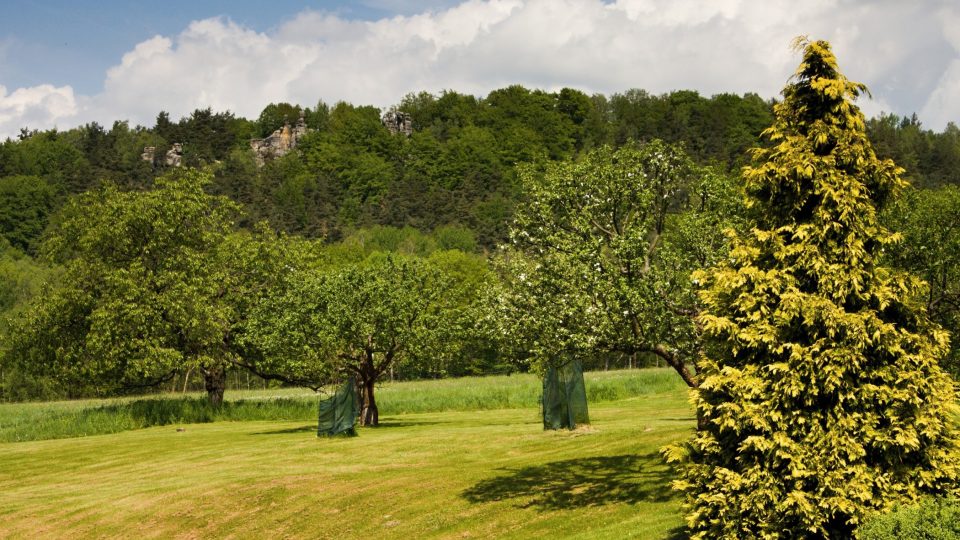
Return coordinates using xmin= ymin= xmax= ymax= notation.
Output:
xmin=2 ymin=84 xmax=960 ymax=403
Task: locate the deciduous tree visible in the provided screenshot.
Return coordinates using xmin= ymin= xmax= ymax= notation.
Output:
xmin=245 ymin=254 xmax=459 ymax=426
xmin=885 ymin=185 xmax=960 ymax=377
xmin=500 ymin=141 xmax=738 ymax=383
xmin=7 ymin=169 xmax=240 ymax=405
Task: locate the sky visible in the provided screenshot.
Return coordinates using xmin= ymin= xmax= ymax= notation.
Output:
xmin=0 ymin=0 xmax=958 ymax=139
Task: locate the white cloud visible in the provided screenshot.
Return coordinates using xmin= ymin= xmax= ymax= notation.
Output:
xmin=920 ymin=4 xmax=960 ymax=129
xmin=1 ymin=0 xmax=957 ymax=139
xmin=0 ymin=84 xmax=78 ymax=138
xmin=921 ymin=60 xmax=960 ymax=129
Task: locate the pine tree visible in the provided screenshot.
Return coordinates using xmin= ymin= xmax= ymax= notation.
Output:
xmin=666 ymin=38 xmax=960 ymax=538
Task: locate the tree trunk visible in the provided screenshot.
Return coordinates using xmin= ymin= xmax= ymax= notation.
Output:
xmin=182 ymin=367 xmax=192 ymax=393
xmin=651 ymin=344 xmax=698 ymax=389
xmin=203 ymin=365 xmax=227 ymax=407
xmin=359 ymin=377 xmax=378 ymax=426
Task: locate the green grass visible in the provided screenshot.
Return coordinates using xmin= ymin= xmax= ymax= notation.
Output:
xmin=0 ymin=384 xmax=694 ymax=539
xmin=0 ymin=369 xmax=688 ymax=442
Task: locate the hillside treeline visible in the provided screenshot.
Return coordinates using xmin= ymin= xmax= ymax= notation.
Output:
xmin=2 ymin=84 xmax=960 ymax=402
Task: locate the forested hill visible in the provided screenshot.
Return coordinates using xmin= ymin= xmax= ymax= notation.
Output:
xmin=3 ymin=85 xmax=957 ymax=255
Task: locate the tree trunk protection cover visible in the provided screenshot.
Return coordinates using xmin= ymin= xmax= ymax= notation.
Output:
xmin=318 ymin=377 xmax=359 ymax=437
xmin=542 ymin=356 xmax=589 ymax=430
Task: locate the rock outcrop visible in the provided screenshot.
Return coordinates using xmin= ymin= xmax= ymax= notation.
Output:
xmin=250 ymin=113 xmax=310 ymax=166
xmin=382 ymin=110 xmax=413 ymax=136
xmin=165 ymin=143 xmax=183 ymax=167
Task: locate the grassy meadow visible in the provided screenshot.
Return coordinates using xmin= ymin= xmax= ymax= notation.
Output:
xmin=0 ymin=368 xmax=687 ymax=443
xmin=0 ymin=369 xmax=694 ymax=539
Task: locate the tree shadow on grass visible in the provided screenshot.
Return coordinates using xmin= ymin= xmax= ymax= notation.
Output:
xmin=664 ymin=526 xmax=689 ymax=539
xmin=250 ymin=425 xmax=316 ymax=435
xmin=86 ymin=396 xmax=316 ymax=426
xmin=249 ymin=420 xmax=446 ymax=435
xmin=461 ymin=453 xmax=677 ymax=511
xmin=368 ymin=420 xmax=446 ymax=429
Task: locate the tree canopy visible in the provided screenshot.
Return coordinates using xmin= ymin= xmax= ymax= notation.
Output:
xmin=244 ymin=253 xmax=467 ymax=425
xmin=884 ymin=184 xmax=960 ymax=377
xmin=6 ymin=170 xmax=240 ymax=404
xmin=499 ymin=141 xmax=740 ymax=382
xmin=667 ymin=38 xmax=960 ymax=538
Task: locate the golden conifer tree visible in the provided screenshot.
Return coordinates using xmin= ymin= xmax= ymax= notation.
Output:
xmin=667 ymin=38 xmax=960 ymax=538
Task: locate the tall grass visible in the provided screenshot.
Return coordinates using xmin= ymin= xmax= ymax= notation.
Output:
xmin=0 ymin=368 xmax=686 ymax=442
xmin=377 ymin=367 xmax=686 ymax=414
xmin=0 ymin=397 xmax=317 ymax=443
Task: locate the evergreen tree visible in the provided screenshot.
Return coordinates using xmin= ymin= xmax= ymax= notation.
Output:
xmin=666 ymin=38 xmax=960 ymax=538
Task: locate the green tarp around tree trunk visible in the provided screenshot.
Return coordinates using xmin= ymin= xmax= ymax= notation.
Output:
xmin=542 ymin=356 xmax=589 ymax=430
xmin=318 ymin=377 xmax=359 ymax=437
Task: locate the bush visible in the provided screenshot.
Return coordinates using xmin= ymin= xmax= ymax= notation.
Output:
xmin=0 ymin=367 xmax=67 ymax=402
xmin=858 ymin=498 xmax=960 ymax=539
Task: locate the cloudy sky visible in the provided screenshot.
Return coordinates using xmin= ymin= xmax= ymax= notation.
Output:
xmin=1 ymin=0 xmax=958 ymax=139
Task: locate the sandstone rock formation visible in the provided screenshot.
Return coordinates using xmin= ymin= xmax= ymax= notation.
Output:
xmin=250 ymin=113 xmax=310 ymax=166
xmin=165 ymin=143 xmax=183 ymax=167
xmin=382 ymin=110 xmax=413 ymax=136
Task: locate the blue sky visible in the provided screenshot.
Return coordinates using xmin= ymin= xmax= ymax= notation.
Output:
xmin=1 ymin=1 xmax=958 ymax=138
xmin=0 ymin=0 xmax=458 ymax=93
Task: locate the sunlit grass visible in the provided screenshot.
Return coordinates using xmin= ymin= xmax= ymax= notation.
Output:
xmin=0 ymin=384 xmax=693 ymax=539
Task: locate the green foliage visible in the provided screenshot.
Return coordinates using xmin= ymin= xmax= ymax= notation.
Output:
xmin=339 ymin=225 xmax=438 ymax=256
xmin=303 ymin=99 xmax=330 ymax=131
xmin=868 ymin=114 xmax=960 ymax=189
xmin=243 ymin=253 xmax=471 ymax=424
xmin=0 ymin=130 xmax=93 ymax=193
xmin=481 ymin=85 xmax=577 ymax=160
xmin=557 ymin=87 xmax=605 ymax=151
xmin=0 ymin=84 xmax=811 ymax=253
xmin=212 ymin=226 xmax=333 ymax=394
xmin=609 ymin=89 xmax=774 ymax=168
xmin=499 ymin=142 xmax=737 ymax=384
xmin=326 ymin=225 xmax=480 ymax=262
xmin=8 ymin=79 xmax=960 ymax=405
xmin=154 ymin=108 xmax=252 ymax=166
xmin=399 ymin=90 xmax=482 ymax=140
xmin=256 ymin=102 xmax=302 ymax=137
xmin=858 ymin=498 xmax=960 ymax=540
xmin=209 ymin=147 xmax=261 ymax=225
xmin=423 ymin=249 xmax=503 ymax=377
xmin=6 ymin=170 xmax=240 ymax=402
xmin=0 ymin=242 xmax=60 ymax=400
xmin=3 ymin=83 xmax=956 ymax=258
xmin=0 ymin=395 xmax=315 ymax=442
xmin=296 ymin=103 xmax=400 ymax=229
xmin=668 ymin=38 xmax=960 ymax=539
xmin=0 ymin=175 xmax=55 ymax=253
xmin=73 ymin=121 xmax=161 ymax=188
xmin=884 ymin=185 xmax=960 ymax=377
xmin=432 ymin=224 xmax=478 ymax=252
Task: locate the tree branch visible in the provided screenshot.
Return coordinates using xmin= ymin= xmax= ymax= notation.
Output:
xmin=227 ymin=357 xmax=323 ymax=392
xmin=121 ymin=370 xmax=178 ymax=391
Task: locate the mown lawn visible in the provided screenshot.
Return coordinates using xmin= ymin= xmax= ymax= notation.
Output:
xmin=0 ymin=370 xmax=694 ymax=539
